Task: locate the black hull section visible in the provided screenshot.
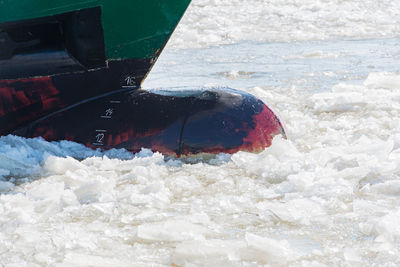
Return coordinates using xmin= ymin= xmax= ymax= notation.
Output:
xmin=0 ymin=58 xmax=152 ymax=136
xmin=1 ymin=51 xmax=285 ymax=156
xmin=13 ymin=88 xmax=285 ymax=156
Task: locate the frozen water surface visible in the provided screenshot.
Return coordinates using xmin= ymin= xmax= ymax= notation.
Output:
xmin=145 ymin=38 xmax=400 ymax=91
xmin=1 ymin=0 xmax=400 ymax=265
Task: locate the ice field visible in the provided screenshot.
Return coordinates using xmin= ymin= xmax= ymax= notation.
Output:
xmin=1 ymin=0 xmax=400 ymax=265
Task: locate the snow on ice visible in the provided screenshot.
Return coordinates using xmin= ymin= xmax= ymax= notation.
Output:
xmin=1 ymin=0 xmax=400 ymax=265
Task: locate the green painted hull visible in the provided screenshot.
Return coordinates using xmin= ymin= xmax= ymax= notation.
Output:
xmin=0 ymin=0 xmax=191 ymax=60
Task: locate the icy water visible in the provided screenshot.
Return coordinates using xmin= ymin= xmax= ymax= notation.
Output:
xmin=1 ymin=0 xmax=400 ymax=266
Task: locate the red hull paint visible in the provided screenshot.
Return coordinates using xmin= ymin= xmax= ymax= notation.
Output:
xmin=0 ymin=77 xmax=64 ymax=134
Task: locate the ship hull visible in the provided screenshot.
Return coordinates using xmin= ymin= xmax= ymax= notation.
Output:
xmin=0 ymin=0 xmax=286 ymax=156
xmin=13 ymin=88 xmax=286 ymax=157
xmin=1 ymin=0 xmax=190 ymax=135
